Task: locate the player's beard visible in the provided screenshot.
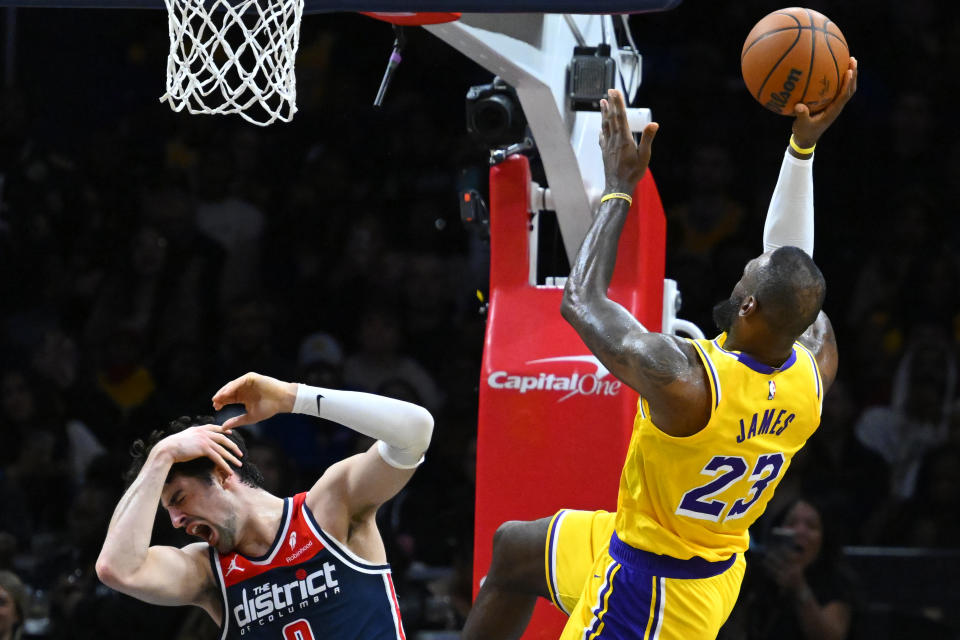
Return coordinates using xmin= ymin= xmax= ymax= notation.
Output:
xmin=213 ymin=513 xmax=239 ymax=553
xmin=712 ymin=293 xmax=744 ymax=333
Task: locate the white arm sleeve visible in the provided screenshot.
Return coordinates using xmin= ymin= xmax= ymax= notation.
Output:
xmin=293 ymin=384 xmax=434 ymax=469
xmin=762 ymin=148 xmax=814 ymax=257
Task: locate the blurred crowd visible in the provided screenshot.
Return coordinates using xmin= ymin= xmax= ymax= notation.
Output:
xmin=1 ymin=1 xmax=959 ymax=639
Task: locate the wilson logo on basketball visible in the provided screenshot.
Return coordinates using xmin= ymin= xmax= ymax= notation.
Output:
xmin=487 ymin=355 xmax=622 ymax=402
xmin=765 ymin=68 xmax=803 ymax=113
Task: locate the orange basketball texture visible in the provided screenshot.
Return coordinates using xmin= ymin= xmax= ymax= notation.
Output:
xmin=741 ymin=7 xmax=849 ymax=115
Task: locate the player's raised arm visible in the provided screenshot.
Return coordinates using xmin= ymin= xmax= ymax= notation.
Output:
xmin=212 ymin=372 xmax=433 ymax=519
xmin=561 ymin=90 xmax=707 ymax=427
xmin=765 ymin=57 xmax=856 ymax=394
xmin=764 ymin=56 xmax=858 ymax=256
xmin=96 ymin=424 xmax=241 ymax=613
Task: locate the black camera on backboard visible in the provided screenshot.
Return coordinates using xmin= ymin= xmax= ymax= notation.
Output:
xmin=465 ymin=77 xmax=528 ymax=149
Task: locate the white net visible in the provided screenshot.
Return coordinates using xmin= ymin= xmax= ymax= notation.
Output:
xmin=160 ymin=0 xmax=305 ymax=126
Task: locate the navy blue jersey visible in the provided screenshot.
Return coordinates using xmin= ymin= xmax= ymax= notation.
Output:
xmin=209 ymin=492 xmax=406 ymax=639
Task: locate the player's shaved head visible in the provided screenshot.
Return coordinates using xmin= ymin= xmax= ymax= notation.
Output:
xmin=754 ymin=246 xmax=825 ymax=338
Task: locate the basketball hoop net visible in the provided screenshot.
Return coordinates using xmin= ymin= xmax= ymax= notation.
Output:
xmin=160 ymin=0 xmax=304 ymax=126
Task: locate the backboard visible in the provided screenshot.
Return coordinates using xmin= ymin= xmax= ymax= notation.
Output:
xmin=0 ymin=0 xmax=681 ymax=12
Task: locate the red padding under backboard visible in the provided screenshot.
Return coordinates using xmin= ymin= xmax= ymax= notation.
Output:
xmin=474 ymin=154 xmax=666 ymax=638
xmin=361 ymin=11 xmax=460 ymax=25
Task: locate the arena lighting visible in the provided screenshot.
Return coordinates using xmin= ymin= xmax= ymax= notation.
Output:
xmin=465 ymin=77 xmax=528 ymax=149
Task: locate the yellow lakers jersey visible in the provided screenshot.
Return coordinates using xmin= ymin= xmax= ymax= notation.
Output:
xmin=614 ymin=333 xmax=823 ymax=562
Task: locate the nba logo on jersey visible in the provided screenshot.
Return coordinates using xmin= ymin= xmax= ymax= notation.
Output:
xmin=768 ymin=380 xmax=776 ymax=400
xmin=290 ymin=531 xmax=297 ymax=550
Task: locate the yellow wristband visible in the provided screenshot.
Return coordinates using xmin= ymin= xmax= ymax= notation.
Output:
xmin=600 ymin=192 xmax=633 ymax=206
xmin=789 ymin=134 xmax=816 ymax=155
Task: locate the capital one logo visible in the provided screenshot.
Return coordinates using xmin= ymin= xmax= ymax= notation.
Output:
xmin=487 ymin=355 xmax=622 ymax=402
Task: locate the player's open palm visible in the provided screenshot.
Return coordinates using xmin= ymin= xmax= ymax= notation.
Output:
xmin=156 ymin=424 xmax=243 ymax=476
xmin=212 ymin=372 xmax=297 ymax=429
xmin=599 ymin=88 xmax=658 ymax=193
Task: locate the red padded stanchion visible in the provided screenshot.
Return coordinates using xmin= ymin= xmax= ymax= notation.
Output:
xmin=474 ymin=154 xmax=666 ymax=638
xmin=474 ymin=156 xmax=666 ymax=640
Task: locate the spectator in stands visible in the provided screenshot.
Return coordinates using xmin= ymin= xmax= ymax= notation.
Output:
xmin=794 ymin=379 xmax=889 ymax=544
xmin=343 ymin=306 xmax=443 ymax=412
xmin=83 ymin=225 xmax=170 ymax=348
xmin=45 ymin=483 xmax=118 ymax=636
xmin=0 ymin=535 xmax=15 ymax=573
xmin=667 ymin=143 xmax=747 ymax=261
xmin=401 ymin=252 xmax=459 ymax=371
xmin=888 ymin=90 xmax=939 ymax=187
xmin=139 ymin=183 xmax=225 ymax=349
xmin=152 ymin=342 xmax=213 ymax=417
xmin=720 ymin=498 xmax=855 ymax=640
xmin=298 ymin=331 xmax=346 ymax=390
xmin=244 ymin=437 xmax=298 ymax=498
xmin=242 ymin=332 xmax=354 ymax=478
xmin=194 ymin=147 xmax=266 ymax=305
xmin=0 ymin=570 xmax=26 ymax=640
xmin=216 ymin=296 xmax=289 ymax=381
xmin=855 ymin=324 xmax=956 ymax=500
xmin=885 ymin=445 xmax=960 ymax=548
xmin=87 ymin=323 xmax=167 ymax=447
xmin=0 ymin=367 xmax=72 ymax=536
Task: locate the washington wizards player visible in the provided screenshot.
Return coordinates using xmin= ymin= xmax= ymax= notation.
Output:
xmin=96 ymin=372 xmax=433 ymax=639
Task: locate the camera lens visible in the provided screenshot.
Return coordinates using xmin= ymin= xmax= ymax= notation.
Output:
xmin=473 ymin=94 xmax=512 ymax=135
xmin=466 ymin=80 xmax=526 ymax=148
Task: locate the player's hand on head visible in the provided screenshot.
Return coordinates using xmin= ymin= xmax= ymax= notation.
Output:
xmin=157 ymin=424 xmax=243 ymax=476
xmin=792 ymin=56 xmax=858 ymax=148
xmin=599 ymin=88 xmax=659 ymax=194
xmin=212 ymin=372 xmax=298 ymax=429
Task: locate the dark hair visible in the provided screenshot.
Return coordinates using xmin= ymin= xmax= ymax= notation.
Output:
xmin=125 ymin=416 xmax=264 ymax=489
xmin=755 ymin=246 xmax=826 ymax=337
xmin=769 ymin=496 xmax=842 ymax=579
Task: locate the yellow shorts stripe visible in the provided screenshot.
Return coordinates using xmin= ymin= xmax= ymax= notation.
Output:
xmin=642 ymin=576 xmax=658 ymax=640
xmin=545 ymin=510 xmax=569 ymax=613
xmin=650 ymin=577 xmax=666 ymax=640
xmin=584 ymin=561 xmax=621 ymax=640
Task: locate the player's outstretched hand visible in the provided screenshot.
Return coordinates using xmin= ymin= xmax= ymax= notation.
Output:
xmin=599 ymin=88 xmax=659 ymax=194
xmin=792 ymin=56 xmax=858 ymax=148
xmin=156 ymin=423 xmax=243 ymax=477
xmin=212 ymin=372 xmax=297 ymax=429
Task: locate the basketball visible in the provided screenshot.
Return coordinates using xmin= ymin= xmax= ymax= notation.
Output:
xmin=741 ymin=7 xmax=849 ymax=115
